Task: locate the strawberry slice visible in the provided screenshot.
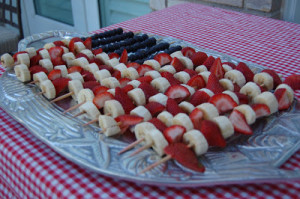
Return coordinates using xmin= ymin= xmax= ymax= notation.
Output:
xmin=163 ymin=125 xmax=186 ymax=144
xmin=30 ymin=54 xmax=42 ymax=67
xmin=137 ymin=64 xmax=154 ymax=76
xmin=49 ymin=46 xmax=64 ymax=60
xmin=13 ymin=51 xmax=27 ymax=61
xmin=115 ymin=114 xmax=143 ymax=133
xmin=283 ymin=74 xmax=300 ymax=91
xmin=83 ymin=37 xmax=92 ymax=50
xmin=76 ymin=53 xmax=90 ymax=62
xmin=171 ymin=57 xmax=185 ymax=72
xmin=181 ymin=47 xmax=196 ymax=58
xmin=48 ymin=69 xmax=62 ymax=81
xmin=262 ymin=69 xmax=282 ymax=88
xmin=229 ymin=109 xmax=253 ymax=135
xmin=112 ymin=70 xmax=121 ymax=80
xmin=206 ymin=74 xmax=224 ymax=94
xmin=200 ymin=120 xmax=226 ymax=148
xmin=186 ymin=75 xmax=206 ymax=90
xmin=160 ymin=71 xmax=181 ymax=86
xmin=209 ymin=93 xmax=238 ymax=114
xmin=138 ymin=82 xmax=159 ymax=101
xmin=164 ymin=85 xmax=190 ymax=103
xmin=93 ymin=92 xmax=114 ymax=109
xmin=166 ymin=98 xmax=184 ymax=116
xmin=90 ymin=58 xmax=105 ymax=66
xmin=108 ymin=52 xmax=120 ymax=59
xmin=119 ymin=49 xmax=128 ymax=64
xmin=92 ymin=48 xmax=103 ymax=55
xmin=53 ymin=40 xmax=65 ymax=47
xmin=154 ymin=53 xmax=172 ymax=66
xmin=52 ymin=77 xmax=70 ymax=95
xmin=210 ymin=57 xmax=225 ymax=79
xmin=92 ymin=85 xmax=109 ymax=95
xmin=115 ymin=87 xmax=136 ymax=114
xmin=189 ymin=90 xmax=211 ymax=106
xmin=222 ymin=62 xmax=236 ymax=69
xmin=127 ymin=62 xmax=140 ymax=69
xmin=164 ymin=143 xmax=205 ymax=172
xmin=274 ymin=88 xmax=291 ymax=110
xmin=136 ymin=75 xmax=153 ymax=84
xmin=52 ymin=57 xmax=66 ymax=66
xmin=190 ymin=52 xmax=208 ymax=67
xmin=236 ymin=62 xmax=254 ymax=82
xmin=251 ymin=104 xmax=271 ymax=118
xmin=148 ymin=118 xmax=167 ymax=132
xmin=69 ymin=37 xmax=82 ymax=53
xmin=144 ymin=101 xmax=165 ymax=117
xmin=82 ymin=70 xmax=96 ymax=81
xmin=234 ymin=92 xmax=249 ymax=104
xmin=29 ymin=65 xmax=48 ymax=77
xmin=183 ymin=69 xmax=198 ymax=77
xmin=67 ymin=66 xmax=83 ymax=74
xmin=122 ymin=84 xmax=134 ymax=93
xmin=98 ymin=65 xmax=114 ymax=74
xmin=119 ymin=78 xmax=131 ymax=88
xmin=83 ymin=81 xmax=100 ymax=90
xmin=233 ymin=83 xmax=241 ymax=92
xmin=189 ymin=108 xmax=204 ymax=130
xmin=203 ymin=56 xmax=215 ymax=70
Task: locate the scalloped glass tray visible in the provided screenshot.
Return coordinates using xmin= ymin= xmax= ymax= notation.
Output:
xmin=0 ymin=30 xmax=300 ymax=187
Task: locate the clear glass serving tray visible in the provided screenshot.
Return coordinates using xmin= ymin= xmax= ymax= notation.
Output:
xmin=0 ymin=30 xmax=300 ymax=187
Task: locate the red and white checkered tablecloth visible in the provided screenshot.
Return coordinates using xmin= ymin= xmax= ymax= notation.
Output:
xmin=1 ymin=3 xmax=300 ymax=198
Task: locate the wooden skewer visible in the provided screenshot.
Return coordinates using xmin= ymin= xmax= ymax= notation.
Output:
xmin=82 ymin=112 xmax=111 ymax=126
xmin=37 ymin=91 xmax=45 ymax=95
xmin=128 ymin=142 xmax=153 ymax=157
xmin=28 ymin=79 xmax=38 ymax=84
xmin=118 ymin=138 xmax=145 ymax=155
xmin=50 ymin=91 xmax=74 ymax=103
xmin=72 ymin=110 xmax=85 ymax=118
xmin=63 ymin=101 xmax=85 ymax=114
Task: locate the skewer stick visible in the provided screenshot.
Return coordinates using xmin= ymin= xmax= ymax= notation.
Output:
xmin=50 ymin=91 xmax=74 ymax=103
xmin=118 ymin=138 xmax=145 ymax=155
xmin=72 ymin=111 xmax=85 ymax=118
xmin=37 ymin=91 xmax=45 ymax=95
xmin=63 ymin=101 xmax=85 ymax=114
xmin=28 ymin=79 xmax=38 ymax=84
xmin=128 ymin=142 xmax=153 ymax=157
xmin=83 ymin=118 xmax=98 ymax=126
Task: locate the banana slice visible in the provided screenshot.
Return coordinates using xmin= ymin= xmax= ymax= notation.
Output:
xmin=105 ymin=58 xmax=119 ymax=67
xmin=127 ymin=88 xmax=146 ymax=106
xmin=134 ymin=122 xmax=156 ymax=142
xmin=17 ymin=53 xmax=30 ymax=67
xmin=86 ymin=63 xmax=99 ymax=73
xmin=174 ymin=71 xmax=190 ymax=84
xmin=43 ymin=42 xmax=55 ymax=50
xmin=253 ymin=72 xmax=274 ymax=90
xmin=33 ymin=71 xmax=48 ymax=87
xmin=159 ymin=65 xmax=176 ymax=74
xmin=107 ymin=88 xmax=116 ymax=96
xmin=234 ymin=104 xmax=256 ymax=125
xmin=181 ymin=84 xmax=195 ymax=96
xmin=199 ymin=88 xmax=214 ymax=97
xmin=177 ymin=56 xmax=193 ymax=69
xmin=219 ymin=78 xmax=234 ymax=91
xmin=240 ymin=82 xmax=261 ymax=101
xmin=253 ymin=91 xmax=278 ymax=114
xmin=61 ymin=39 xmax=70 ymax=46
xmin=14 ymin=64 xmax=31 ymax=82
xmin=183 ymin=130 xmax=208 ymax=156
xmin=39 ymin=59 xmax=53 ymax=72
xmin=95 ymin=52 xmax=110 ymax=64
xmin=68 ymin=79 xmax=84 ymax=101
xmin=25 ymin=47 xmax=37 ymax=58
xmin=67 ymin=72 xmax=84 ymax=83
xmin=276 ymin=84 xmax=294 ymax=103
xmin=1 ymin=53 xmax=14 ymax=68
xmin=195 ymin=65 xmax=208 ymax=73
xmin=128 ymin=80 xmax=141 ymax=88
xmin=173 ymin=113 xmax=194 ymax=131
xmin=54 ymin=65 xmax=68 ymax=77
xmin=170 ymin=51 xmax=184 ymax=58
xmin=80 ymin=49 xmax=94 ymax=60
xmin=101 ymin=77 xmax=120 ymax=89
xmin=103 ymin=100 xmax=125 ymax=118
xmin=40 ymin=80 xmax=56 ymax=99
xmin=222 ymin=64 xmax=233 ymax=72
xmin=70 ymin=57 xmax=89 ymax=70
xmin=79 ymin=101 xmax=100 ymax=120
xmin=94 ymin=69 xmax=111 ymax=83
xmin=62 ymin=46 xmax=69 ymax=54
xmin=143 ymin=59 xmax=160 ymax=70
xmin=114 ymin=63 xmax=127 ymax=74
xmin=157 ymin=111 xmax=174 ymax=127
xmin=74 ymin=42 xmax=86 ymax=53
xmin=196 ymin=103 xmax=219 ymax=120
xmin=222 ymin=90 xmax=239 ymax=104
xmin=123 ymin=67 xmax=139 ymax=80
xmin=77 ymin=89 xmax=95 ymax=104
xmin=144 ymin=70 xmax=161 ymax=79
xmin=179 ymin=101 xmax=195 ymax=114
xmin=225 ymin=70 xmax=246 ymax=87
xmin=62 ymin=52 xmax=76 ymax=62
xmin=39 ymin=49 xmax=51 ymax=59
xmin=130 ymin=106 xmax=152 ymax=121
xmin=199 ymin=71 xmax=211 ymax=84
xmin=149 ymin=93 xmax=168 ymax=106
xmin=151 ymin=77 xmax=170 ymax=93
xmin=145 ymin=129 xmax=168 ymax=156
xmin=98 ymin=115 xmax=121 ymax=137
xmin=212 ymin=116 xmax=234 ymax=139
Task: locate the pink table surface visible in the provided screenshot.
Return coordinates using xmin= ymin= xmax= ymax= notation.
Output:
xmin=1 ymin=2 xmax=300 ymax=198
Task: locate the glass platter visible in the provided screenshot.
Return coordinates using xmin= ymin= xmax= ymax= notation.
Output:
xmin=0 ymin=30 xmax=300 ymax=187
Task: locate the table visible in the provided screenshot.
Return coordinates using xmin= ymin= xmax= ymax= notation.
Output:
xmin=1 ymin=2 xmax=300 ymax=198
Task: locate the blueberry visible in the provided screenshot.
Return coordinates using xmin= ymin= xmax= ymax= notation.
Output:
xmin=116 ymin=27 xmax=123 ymax=34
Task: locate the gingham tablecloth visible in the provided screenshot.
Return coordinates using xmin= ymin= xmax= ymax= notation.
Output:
xmin=1 ymin=3 xmax=300 ymax=198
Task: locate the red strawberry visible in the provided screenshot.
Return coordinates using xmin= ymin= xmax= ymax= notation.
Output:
xmin=138 ymin=82 xmax=159 ymax=101
xmin=189 ymin=108 xmax=204 ymax=130
xmin=108 ymin=52 xmax=120 ymax=59
xmin=112 ymin=70 xmax=121 ymax=80
xmin=171 ymin=57 xmax=185 ymax=72
xmin=98 ymin=65 xmax=114 ymax=74
xmin=256 ymin=83 xmax=267 ymax=92
xmin=92 ymin=85 xmax=109 ymax=95
xmin=69 ymin=37 xmax=82 ymax=53
xmin=137 ymin=64 xmax=154 ymax=76
xmin=209 ymin=93 xmax=238 ymax=114
xmin=144 ymin=101 xmax=165 ymax=117
xmin=236 ymin=62 xmax=254 ymax=82
xmin=160 ymin=71 xmax=181 ymax=85
xmin=83 ymin=37 xmax=92 ymax=50
xmin=148 ymin=118 xmax=167 ymax=132
xmin=166 ymin=98 xmax=184 ymax=116
xmin=186 ymin=75 xmax=206 ymax=90
xmin=262 ymin=69 xmax=282 ymax=88
xmin=210 ymin=58 xmax=225 ymax=79
xmin=222 ymin=62 xmax=236 ymax=69
xmin=190 ymin=52 xmax=208 ymax=67
xmin=30 ymin=54 xmax=42 ymax=67
xmin=119 ymin=49 xmax=128 ymax=64
xmin=251 ymin=104 xmax=271 ymax=118
xmin=229 ymin=109 xmax=253 ymax=135
xmin=203 ymin=56 xmax=215 ymax=70
xmin=53 ymin=40 xmax=65 ymax=47
xmin=164 ymin=85 xmax=190 ymax=103
xmin=52 ymin=77 xmax=70 ymax=95
xmin=48 ymin=69 xmax=62 ymax=81
xmin=274 ymin=88 xmax=291 ymax=110
xmin=119 ymin=78 xmax=131 ymax=88
xmin=164 ymin=143 xmax=205 ymax=172
xmin=49 ymin=46 xmax=64 ymax=60
xmin=154 ymin=53 xmax=172 ymax=66
xmin=163 ymin=125 xmax=186 ymax=144
xmin=115 ymin=87 xmax=136 ymax=114
xmin=92 ymin=48 xmax=103 ymax=55
xmin=115 ymin=114 xmax=143 ymax=133
xmin=76 ymin=53 xmax=90 ymax=62
xmin=13 ymin=51 xmax=27 ymax=61
xmin=181 ymin=47 xmax=196 ymax=58
xmin=234 ymin=92 xmax=249 ymax=104
xmin=206 ymin=74 xmax=224 ymax=94
xmin=122 ymin=84 xmax=134 ymax=93
xmin=52 ymin=57 xmax=66 ymax=66
xmin=93 ymin=92 xmax=114 ymax=109
xmin=233 ymin=83 xmax=241 ymax=92
xmin=29 ymin=65 xmax=48 ymax=77
xmin=183 ymin=69 xmax=198 ymax=77
xmin=136 ymin=75 xmax=153 ymax=84
xmin=200 ymin=120 xmax=226 ymax=148
xmin=127 ymin=62 xmax=140 ymax=69
xmin=68 ymin=66 xmax=83 ymax=74
xmin=82 ymin=70 xmax=96 ymax=81
xmin=189 ymin=90 xmax=211 ymax=106
xmin=90 ymin=58 xmax=105 ymax=66
xmin=83 ymin=81 xmax=100 ymax=90
xmin=283 ymin=74 xmax=300 ymax=90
